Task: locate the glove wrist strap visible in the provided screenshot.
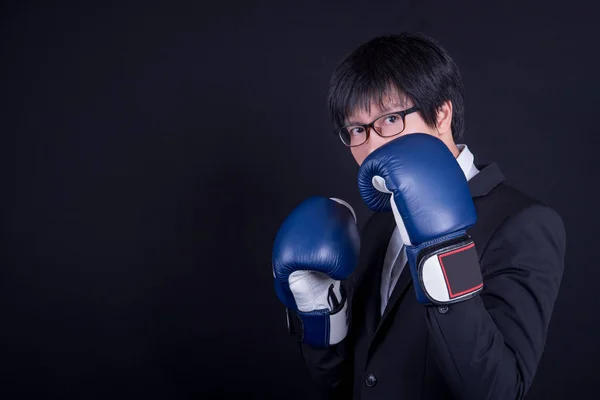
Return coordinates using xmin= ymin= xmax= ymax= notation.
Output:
xmin=286 ymin=284 xmax=348 ymax=348
xmin=408 ymin=233 xmax=483 ymax=305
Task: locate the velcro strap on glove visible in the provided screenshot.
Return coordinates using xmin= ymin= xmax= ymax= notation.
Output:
xmin=410 ymin=234 xmax=483 ymax=305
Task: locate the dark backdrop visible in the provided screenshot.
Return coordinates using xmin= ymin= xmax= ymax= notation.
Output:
xmin=1 ymin=1 xmax=598 ymax=398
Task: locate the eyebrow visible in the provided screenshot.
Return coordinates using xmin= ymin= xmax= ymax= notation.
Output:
xmin=345 ymin=103 xmax=402 ymax=125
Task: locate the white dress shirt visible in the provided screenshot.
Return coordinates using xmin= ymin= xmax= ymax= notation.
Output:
xmin=379 ymin=144 xmax=480 ymax=315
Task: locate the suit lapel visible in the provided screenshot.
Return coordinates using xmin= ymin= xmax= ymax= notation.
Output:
xmin=367 ymin=263 xmax=412 ymax=358
xmin=355 ymin=212 xmax=397 ymax=339
xmin=469 ymin=163 xmax=505 ymax=198
xmin=468 ymin=163 xmax=506 ymax=256
xmin=376 ymin=261 xmax=412 ymax=329
xmin=363 ymin=253 xmax=383 ymax=337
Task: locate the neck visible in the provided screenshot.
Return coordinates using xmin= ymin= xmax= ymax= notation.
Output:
xmin=450 ymin=143 xmax=460 ymax=158
xmin=437 ymin=131 xmax=460 ymax=158
xmin=442 ymin=138 xmax=460 ymax=158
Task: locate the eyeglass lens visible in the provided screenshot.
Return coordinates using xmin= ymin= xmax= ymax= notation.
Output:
xmin=338 ymin=112 xmax=405 ymax=147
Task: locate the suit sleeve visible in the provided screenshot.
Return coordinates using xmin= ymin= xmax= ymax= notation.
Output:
xmin=425 ymin=204 xmax=566 ymax=400
xmin=297 ymin=339 xmax=348 ymax=398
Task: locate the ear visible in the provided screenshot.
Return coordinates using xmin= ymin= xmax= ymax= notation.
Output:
xmin=435 ymin=100 xmax=453 ymax=136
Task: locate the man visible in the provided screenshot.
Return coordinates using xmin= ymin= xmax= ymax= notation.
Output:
xmin=272 ymin=32 xmax=566 ymax=399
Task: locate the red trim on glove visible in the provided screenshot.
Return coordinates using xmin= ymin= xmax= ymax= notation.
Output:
xmin=438 ymin=243 xmax=483 ymax=298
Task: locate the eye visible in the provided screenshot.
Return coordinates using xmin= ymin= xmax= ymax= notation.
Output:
xmin=349 ymin=126 xmax=365 ymax=136
xmin=383 ymin=114 xmax=401 ymax=124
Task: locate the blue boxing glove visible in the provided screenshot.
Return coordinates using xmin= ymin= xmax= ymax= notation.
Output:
xmin=272 ymin=196 xmax=360 ymax=348
xmin=358 ymin=133 xmax=482 ymax=305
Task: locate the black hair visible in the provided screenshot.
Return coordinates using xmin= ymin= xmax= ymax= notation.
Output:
xmin=328 ymin=32 xmax=466 ymax=141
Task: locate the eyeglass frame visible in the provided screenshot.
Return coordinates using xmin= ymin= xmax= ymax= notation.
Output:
xmin=334 ymin=106 xmax=421 ymax=147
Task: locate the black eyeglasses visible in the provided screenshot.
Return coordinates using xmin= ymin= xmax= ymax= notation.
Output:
xmin=335 ymin=106 xmax=420 ymax=147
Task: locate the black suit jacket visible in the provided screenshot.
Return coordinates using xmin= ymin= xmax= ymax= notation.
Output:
xmin=297 ymin=163 xmax=566 ymax=400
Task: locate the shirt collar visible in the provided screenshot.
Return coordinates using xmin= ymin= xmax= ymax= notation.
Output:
xmin=456 ymin=144 xmax=479 ymax=181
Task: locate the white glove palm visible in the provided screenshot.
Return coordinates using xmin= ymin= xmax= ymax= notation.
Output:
xmin=289 ymin=270 xmax=342 ymax=312
xmin=288 ymin=270 xmax=347 ymax=345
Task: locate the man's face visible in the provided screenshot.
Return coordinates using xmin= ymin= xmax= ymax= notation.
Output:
xmin=346 ymin=96 xmax=452 ymax=166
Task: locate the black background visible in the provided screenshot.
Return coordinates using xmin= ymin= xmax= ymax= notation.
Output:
xmin=1 ymin=1 xmax=598 ymax=398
